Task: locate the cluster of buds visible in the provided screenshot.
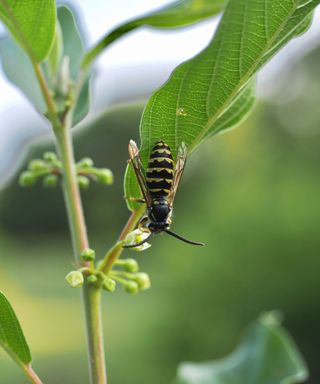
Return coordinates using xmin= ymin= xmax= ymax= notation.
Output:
xmin=65 ymin=248 xmax=151 ymax=294
xmin=76 ymin=157 xmax=113 ymax=189
xmin=19 ymin=153 xmax=113 ymax=189
xmin=107 ymin=257 xmax=151 ymax=294
xmin=19 ymin=152 xmax=62 ymax=187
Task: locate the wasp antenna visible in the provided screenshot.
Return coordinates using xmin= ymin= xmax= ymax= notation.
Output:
xmin=122 ymin=233 xmax=153 ymax=249
xmin=164 ymin=229 xmax=205 ymax=246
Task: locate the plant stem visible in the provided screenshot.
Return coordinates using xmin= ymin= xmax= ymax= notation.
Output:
xmin=21 ymin=364 xmax=43 ymax=384
xmin=54 ymin=117 xmax=107 ymax=384
xmin=82 ymin=285 xmax=106 ymax=384
xmin=54 ymin=120 xmax=89 ymax=261
xmin=99 ymin=206 xmax=145 ymax=274
xmin=32 ymin=60 xmax=107 ymax=384
xmin=32 ymin=63 xmax=61 ymax=131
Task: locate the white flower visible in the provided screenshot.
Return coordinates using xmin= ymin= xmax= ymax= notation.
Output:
xmin=124 ymin=229 xmax=152 ymax=251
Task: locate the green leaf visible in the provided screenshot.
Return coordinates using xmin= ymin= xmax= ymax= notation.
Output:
xmin=0 ymin=291 xmax=31 ymax=366
xmin=82 ymin=0 xmax=227 ymax=69
xmin=57 ymin=5 xmax=85 ymax=81
xmin=176 ymin=312 xmax=308 ymax=384
xmin=46 ymin=21 xmax=63 ymax=79
xmin=124 ymin=0 xmax=320 ymax=211
xmin=0 ymin=0 xmax=56 ymax=62
xmin=56 ymin=5 xmax=90 ymax=126
xmin=73 ymin=73 xmax=90 ymax=126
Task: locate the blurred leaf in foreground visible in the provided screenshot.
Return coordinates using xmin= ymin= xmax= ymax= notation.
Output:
xmin=176 ymin=312 xmax=308 ymax=384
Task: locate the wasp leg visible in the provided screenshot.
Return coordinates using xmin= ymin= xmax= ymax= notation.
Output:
xmin=138 ymin=217 xmax=150 ymax=232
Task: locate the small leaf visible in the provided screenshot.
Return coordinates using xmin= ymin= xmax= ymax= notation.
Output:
xmin=0 ymin=291 xmax=31 ymax=365
xmin=0 ymin=0 xmax=56 ymax=62
xmin=82 ymin=0 xmax=227 ymax=69
xmin=73 ymin=72 xmax=90 ymax=126
xmin=176 ymin=312 xmax=308 ymax=384
xmin=56 ymin=5 xmax=90 ymax=126
xmin=46 ymin=21 xmax=63 ymax=79
xmin=57 ymin=5 xmax=85 ymax=81
xmin=124 ymin=0 xmax=320 ymax=211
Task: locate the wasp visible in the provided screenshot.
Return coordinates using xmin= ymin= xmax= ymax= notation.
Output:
xmin=123 ymin=139 xmax=204 ymax=248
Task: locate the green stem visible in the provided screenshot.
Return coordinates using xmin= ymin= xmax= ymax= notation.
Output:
xmin=82 ymin=285 xmax=106 ymax=384
xmin=99 ymin=206 xmax=145 ymax=274
xmin=21 ymin=364 xmax=43 ymax=384
xmin=54 ymin=121 xmax=89 ymax=260
xmin=32 ymin=59 xmax=107 ymax=384
xmin=54 ymin=119 xmax=107 ymax=384
xmin=32 ymin=63 xmax=60 ymax=131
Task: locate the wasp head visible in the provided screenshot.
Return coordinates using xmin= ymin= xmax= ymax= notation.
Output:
xmin=148 ymin=201 xmax=172 ymax=231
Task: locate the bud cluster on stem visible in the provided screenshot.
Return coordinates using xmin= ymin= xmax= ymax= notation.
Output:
xmin=19 ymin=153 xmax=113 ymax=190
xmin=65 ymin=246 xmax=151 ymax=295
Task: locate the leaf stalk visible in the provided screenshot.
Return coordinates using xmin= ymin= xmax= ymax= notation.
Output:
xmin=99 ymin=206 xmax=145 ymax=275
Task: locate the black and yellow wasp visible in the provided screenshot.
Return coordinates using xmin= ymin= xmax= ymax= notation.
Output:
xmin=123 ymin=139 xmax=204 ymax=248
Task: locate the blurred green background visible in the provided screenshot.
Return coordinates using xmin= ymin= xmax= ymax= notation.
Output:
xmin=1 ymin=44 xmax=320 ymax=384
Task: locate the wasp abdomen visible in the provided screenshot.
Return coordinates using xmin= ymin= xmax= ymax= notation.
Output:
xmin=146 ymin=141 xmax=174 ymax=198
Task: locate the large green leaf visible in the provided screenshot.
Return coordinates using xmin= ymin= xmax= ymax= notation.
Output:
xmin=0 ymin=5 xmax=90 ymax=126
xmin=82 ymin=0 xmax=227 ymax=69
xmin=0 ymin=0 xmax=56 ymax=62
xmin=176 ymin=313 xmax=308 ymax=384
xmin=0 ymin=291 xmax=31 ymax=366
xmin=124 ymin=0 xmax=319 ymax=211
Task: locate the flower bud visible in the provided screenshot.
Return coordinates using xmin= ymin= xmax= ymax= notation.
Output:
xmin=28 ymin=159 xmax=48 ymax=171
xmin=87 ymin=275 xmax=98 ymax=284
xmin=81 ymin=248 xmax=95 ymax=261
xmin=123 ymin=229 xmax=151 ymax=251
xmin=43 ymin=152 xmax=57 ymax=162
xmin=121 ymin=258 xmax=139 ymax=272
xmin=102 ymin=278 xmax=116 ymax=292
xmin=97 ymin=169 xmax=113 ymax=185
xmin=77 ymin=175 xmax=90 ymax=189
xmin=78 ymin=157 xmax=94 ymax=168
xmin=65 ymin=270 xmax=84 ymax=288
xmin=43 ymin=174 xmax=58 ymax=187
xmin=132 ymin=273 xmax=151 ymax=290
xmin=19 ymin=171 xmax=37 ymax=187
xmin=124 ymin=280 xmax=139 ymax=294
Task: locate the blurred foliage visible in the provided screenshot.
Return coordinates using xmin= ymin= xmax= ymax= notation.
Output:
xmin=1 ymin=43 xmax=320 ymax=384
xmin=176 ymin=312 xmax=308 ymax=384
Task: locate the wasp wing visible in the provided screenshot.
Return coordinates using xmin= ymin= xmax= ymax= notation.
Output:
xmin=128 ymin=140 xmax=153 ymax=208
xmin=168 ymin=142 xmax=187 ymax=207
